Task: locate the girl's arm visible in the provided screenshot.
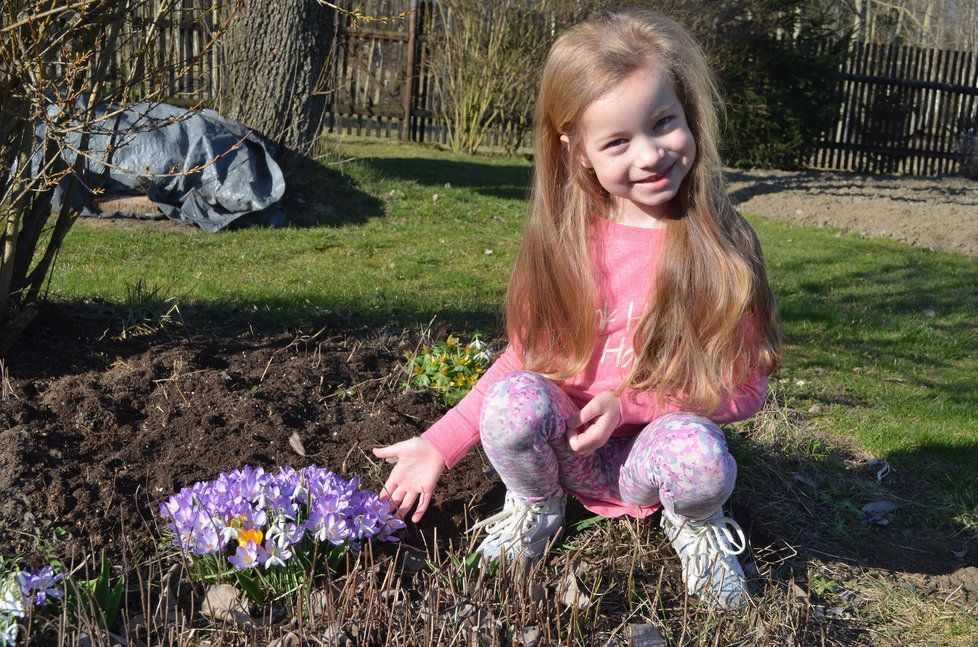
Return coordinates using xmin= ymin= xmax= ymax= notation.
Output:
xmin=705 ymin=369 xmax=769 ymax=423
xmin=420 ymin=344 xmax=522 ymax=468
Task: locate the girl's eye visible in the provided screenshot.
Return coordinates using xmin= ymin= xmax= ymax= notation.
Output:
xmin=605 ymin=138 xmax=626 ymax=149
xmin=654 ymin=115 xmax=674 ymax=130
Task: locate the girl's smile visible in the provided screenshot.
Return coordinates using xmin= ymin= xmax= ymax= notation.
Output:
xmin=577 ymin=64 xmax=696 ymax=227
xmin=633 ymin=160 xmax=678 ymax=189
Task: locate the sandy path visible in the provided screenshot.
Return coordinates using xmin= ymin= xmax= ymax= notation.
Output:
xmin=726 ymin=168 xmax=978 ymax=258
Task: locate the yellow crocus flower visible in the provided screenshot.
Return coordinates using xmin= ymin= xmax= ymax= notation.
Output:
xmin=238 ymin=528 xmax=264 ymax=547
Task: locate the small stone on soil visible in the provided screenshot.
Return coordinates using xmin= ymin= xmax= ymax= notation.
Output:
xmin=528 ymin=580 xmax=547 ymax=603
xmin=306 ymin=583 xmax=343 ymax=617
xmin=518 ymin=624 xmax=541 ymax=647
xmin=558 ymin=571 xmax=590 ymax=609
xmin=201 ymin=584 xmax=253 ymax=628
xmin=77 ymin=633 xmax=130 ymax=647
xmin=322 ymin=623 xmax=354 ymax=646
xmin=267 ymin=632 xmax=302 ymax=647
xmin=627 ymin=623 xmax=668 ymax=647
xmin=861 ymin=500 xmax=897 ymax=525
xmin=288 ymin=431 xmax=307 ymax=456
xmin=793 ymin=473 xmax=817 ymax=488
xmin=400 ymin=549 xmax=427 ymax=572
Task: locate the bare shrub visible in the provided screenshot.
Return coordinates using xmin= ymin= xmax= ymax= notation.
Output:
xmin=0 ymin=0 xmax=220 ymax=352
xmin=429 ymin=0 xmax=605 ymax=155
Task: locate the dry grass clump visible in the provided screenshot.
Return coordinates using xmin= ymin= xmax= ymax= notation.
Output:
xmin=728 ymin=380 xmax=891 ymax=552
xmin=32 ymin=505 xmax=863 ymax=646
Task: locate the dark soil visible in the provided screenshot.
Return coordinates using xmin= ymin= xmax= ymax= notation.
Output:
xmin=1 ymin=304 xmax=975 ymax=613
xmin=0 ymin=305 xmax=500 ymax=561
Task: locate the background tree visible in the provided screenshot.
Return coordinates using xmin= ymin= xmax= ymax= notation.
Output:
xmin=430 ymin=0 xmax=688 ymax=155
xmin=428 ymin=0 xmax=849 ymax=167
xmin=850 ymin=0 xmax=978 ymax=50
xmin=692 ymin=0 xmax=851 ymax=169
xmin=217 ymin=0 xmax=335 ymax=167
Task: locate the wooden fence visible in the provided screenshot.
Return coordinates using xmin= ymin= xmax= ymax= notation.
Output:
xmin=805 ymin=40 xmax=978 ymax=176
xmin=117 ymin=1 xmax=220 ymax=103
xmin=116 ymin=1 xmax=978 ymax=176
xmin=328 ymin=0 xmax=430 ymax=141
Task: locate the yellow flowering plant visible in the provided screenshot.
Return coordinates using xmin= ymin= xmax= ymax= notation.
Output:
xmin=402 ymin=335 xmax=491 ymax=405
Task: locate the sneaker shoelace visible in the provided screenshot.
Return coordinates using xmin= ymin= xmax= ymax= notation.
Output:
xmin=468 ymin=494 xmax=545 ymax=541
xmin=682 ymin=515 xmax=747 ymax=578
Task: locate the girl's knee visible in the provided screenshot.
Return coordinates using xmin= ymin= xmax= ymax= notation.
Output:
xmin=485 ymin=370 xmax=551 ymax=403
xmin=660 ymin=416 xmax=737 ymax=517
xmin=628 ymin=413 xmax=737 ymax=516
xmin=662 ymin=415 xmax=736 ymax=481
xmin=481 ymin=371 xmax=562 ymax=450
xmin=648 ymin=414 xmax=728 ymax=457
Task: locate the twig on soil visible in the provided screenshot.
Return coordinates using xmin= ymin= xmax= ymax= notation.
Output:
xmin=259 ymin=354 xmax=276 ymax=383
xmin=110 ymin=358 xmax=136 ymax=373
xmin=806 ymin=547 xmax=866 ymax=563
xmin=0 ymin=359 xmax=17 ymax=400
xmin=152 ymin=359 xmax=198 ymax=404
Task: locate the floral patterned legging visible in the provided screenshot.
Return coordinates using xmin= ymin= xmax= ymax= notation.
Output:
xmin=480 ymin=371 xmax=737 ymax=521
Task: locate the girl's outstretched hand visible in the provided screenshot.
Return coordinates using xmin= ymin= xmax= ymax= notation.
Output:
xmin=566 ymin=391 xmax=621 ymax=457
xmin=372 ymin=436 xmax=446 ymax=523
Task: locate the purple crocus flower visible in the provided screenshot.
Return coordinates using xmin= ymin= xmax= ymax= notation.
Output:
xmin=228 ymin=541 xmax=261 ymax=570
xmin=15 ymin=566 xmax=64 ymax=609
xmin=309 ymin=511 xmax=350 ymax=545
xmin=259 ymin=540 xmax=292 ymax=569
xmin=189 ymin=521 xmax=224 ymax=555
xmin=267 ymin=521 xmax=304 ymax=549
xmin=161 ymin=464 xmax=404 ymax=572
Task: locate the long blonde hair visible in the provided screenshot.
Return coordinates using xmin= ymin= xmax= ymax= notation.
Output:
xmin=506 ymin=8 xmax=783 ymax=415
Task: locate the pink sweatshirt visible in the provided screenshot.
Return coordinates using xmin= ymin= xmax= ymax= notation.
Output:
xmin=422 ymin=218 xmax=769 ymax=517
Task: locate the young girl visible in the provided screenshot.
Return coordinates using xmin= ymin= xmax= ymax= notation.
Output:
xmin=373 ymin=8 xmax=782 ymax=610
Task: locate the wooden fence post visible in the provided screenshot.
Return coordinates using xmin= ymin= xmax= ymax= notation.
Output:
xmin=401 ymin=0 xmax=418 ymax=141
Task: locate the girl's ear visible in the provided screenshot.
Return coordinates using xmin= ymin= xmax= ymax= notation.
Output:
xmin=560 ymin=134 xmax=592 ymax=169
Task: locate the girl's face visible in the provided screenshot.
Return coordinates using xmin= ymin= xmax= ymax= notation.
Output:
xmin=576 ymin=63 xmax=696 ymax=227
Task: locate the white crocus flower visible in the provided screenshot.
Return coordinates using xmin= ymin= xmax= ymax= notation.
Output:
xmin=0 ymin=574 xmax=24 ymax=647
xmin=0 ymin=617 xmax=19 ymax=647
xmin=0 ymin=576 xmax=23 ymax=619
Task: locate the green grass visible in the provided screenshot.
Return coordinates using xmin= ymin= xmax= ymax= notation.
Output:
xmin=753 ymin=217 xmax=978 ymax=524
xmin=52 ymin=139 xmax=532 ymax=330
xmin=49 ymin=137 xmax=978 ymax=525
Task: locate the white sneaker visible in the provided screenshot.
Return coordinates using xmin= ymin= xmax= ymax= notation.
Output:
xmin=660 ymin=508 xmax=749 ymax=609
xmin=469 ymin=491 xmax=566 ymax=561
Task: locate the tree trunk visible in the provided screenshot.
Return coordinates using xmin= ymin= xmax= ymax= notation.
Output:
xmin=218 ymin=0 xmax=335 ymax=168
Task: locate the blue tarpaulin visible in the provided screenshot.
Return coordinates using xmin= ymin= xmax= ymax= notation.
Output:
xmin=34 ymin=99 xmax=285 ymax=231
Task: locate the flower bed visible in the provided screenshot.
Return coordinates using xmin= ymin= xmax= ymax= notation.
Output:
xmin=159 ymin=465 xmax=405 ymax=603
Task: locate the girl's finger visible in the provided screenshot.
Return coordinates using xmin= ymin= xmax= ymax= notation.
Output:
xmin=566 ymin=425 xmax=582 ymax=450
xmin=590 ymin=413 xmax=614 ymax=439
xmin=412 ymin=488 xmax=431 ymax=522
xmin=575 ymin=401 xmax=600 ymax=427
xmin=372 ymin=443 xmax=402 ymax=459
xmin=569 ymin=426 xmax=594 ymax=454
xmin=388 ymin=484 xmax=408 ymax=508
xmin=378 ymin=473 xmax=401 ymax=501
xmin=396 ymin=491 xmax=419 ymax=520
